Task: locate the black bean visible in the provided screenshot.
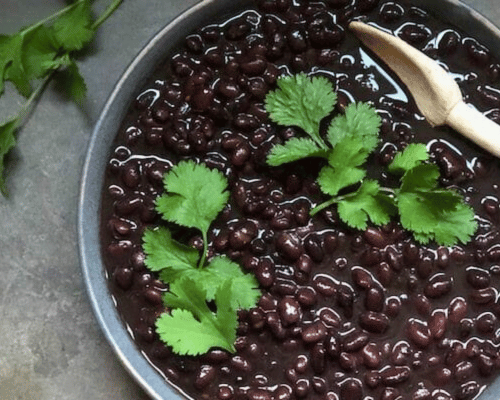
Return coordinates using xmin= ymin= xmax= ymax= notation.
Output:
xmin=195 ymin=365 xmax=216 ymax=390
xmin=278 ymin=297 xmax=302 ymax=326
xmin=476 ymin=312 xmax=496 ymax=333
xmin=294 ymin=378 xmax=310 ymax=398
xmin=362 ymin=343 xmax=382 ymax=369
xmin=454 ymin=361 xmax=474 ymax=383
xmin=413 ymin=388 xmax=431 ymax=400
xmin=301 ymin=320 xmax=327 ymax=343
xmin=310 ymin=342 xmax=326 ymax=374
xmin=255 ymin=258 xmax=275 ymax=288
xmin=465 ymin=267 xmax=491 ymax=288
xmin=340 ymin=378 xmax=362 ymax=400
xmin=229 ymin=221 xmax=258 ymax=250
xmin=326 ymin=335 xmax=341 ymax=359
xmin=343 ymin=330 xmax=369 ymax=352
xmin=287 ymin=27 xmax=308 ymax=53
xmin=438 ymin=30 xmax=460 ymax=55
xmin=464 ymin=38 xmax=490 ymax=66
xmin=364 ymin=227 xmax=390 ymax=248
xmin=379 ymin=3 xmax=404 ymax=22
xmin=376 ymin=262 xmax=393 ymax=286
xmin=391 ymin=341 xmax=412 ymax=366
xmin=304 ymin=234 xmax=324 ymax=262
xmin=406 ymin=320 xmax=431 ymax=348
xmin=380 ymin=366 xmax=411 ymax=386
xmin=144 ymin=288 xmax=163 ymax=305
xmin=226 ymin=20 xmax=251 ymax=40
xmin=424 ymin=273 xmax=453 ymax=298
xmin=296 ymin=287 xmax=317 ymax=307
xmin=313 ymin=274 xmax=337 ymax=296
xmin=266 ymin=312 xmax=286 ymax=339
xmin=337 ymin=284 xmax=354 ymax=317
xmin=477 ymin=85 xmax=500 ymax=107
xmin=360 ymin=311 xmax=389 ymax=334
xmin=470 ymin=287 xmax=496 ymax=304
xmin=428 ymin=310 xmax=447 ymax=339
xmin=478 ymin=354 xmax=495 ymax=376
xmin=114 ymin=267 xmax=133 ymax=290
xmin=231 ymin=356 xmax=252 ymax=372
xmin=399 ymin=23 xmax=430 ymax=45
xmin=276 ymin=232 xmax=303 ymax=261
xmin=240 ymin=58 xmax=267 ymax=76
xmin=311 ymin=377 xmax=326 ymax=394
xmin=352 ymin=266 xmax=373 ymax=289
xmin=365 ymin=287 xmax=385 ymax=312
xmin=449 ymin=297 xmax=468 ymax=323
xmin=456 ymin=381 xmax=480 ymax=400
xmin=339 ymin=352 xmax=357 ymax=372
xmin=274 ymin=385 xmax=292 ymax=400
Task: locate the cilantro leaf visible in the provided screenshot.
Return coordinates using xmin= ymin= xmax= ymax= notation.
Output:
xmin=57 ymin=59 xmax=87 ymax=104
xmin=317 ymin=164 xmax=366 ymax=197
xmin=337 ymin=180 xmax=395 ymax=230
xmin=205 ymin=256 xmax=260 ymax=309
xmin=1 ymin=33 xmax=31 ymax=97
xmin=158 ymin=278 xmax=237 ymax=355
xmin=388 ymin=143 xmax=429 ymax=175
xmin=400 ymin=163 xmax=441 ymax=192
xmin=158 ymin=255 xmax=260 ymax=310
xmin=22 ymin=26 xmax=60 ymax=80
xmin=53 ymin=0 xmax=95 ymax=51
xmin=327 ymin=102 xmax=380 ymax=152
xmin=316 ymin=134 xmax=372 ymax=197
xmin=397 ymin=190 xmax=476 ymax=245
xmin=156 ymin=161 xmax=229 ymax=237
xmin=0 ymin=118 xmax=19 ymax=195
xmin=396 ymin=163 xmax=477 ymax=245
xmin=265 ymin=73 xmax=336 ymax=148
xmin=143 ymin=227 xmax=199 ymax=273
xmin=328 ymin=134 xmax=373 ymax=169
xmin=267 ymin=137 xmax=327 ymax=166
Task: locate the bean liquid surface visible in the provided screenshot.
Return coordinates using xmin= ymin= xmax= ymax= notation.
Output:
xmin=100 ymin=0 xmax=500 ymax=399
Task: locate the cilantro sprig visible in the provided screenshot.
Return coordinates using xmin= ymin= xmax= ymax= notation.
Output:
xmin=0 ymin=0 xmax=123 ymax=196
xmin=143 ymin=161 xmax=260 ymax=355
xmin=265 ymin=73 xmax=477 ymax=246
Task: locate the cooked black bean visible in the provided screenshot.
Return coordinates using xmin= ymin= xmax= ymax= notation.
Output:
xmin=406 ymin=320 xmax=431 ymax=348
xmin=301 ymin=320 xmax=327 ymax=343
xmin=343 ymin=329 xmax=369 ymax=353
xmin=360 ymin=311 xmax=389 ymax=333
xmin=340 ymin=378 xmax=362 ymax=400
xmin=380 ymin=366 xmax=411 ymax=385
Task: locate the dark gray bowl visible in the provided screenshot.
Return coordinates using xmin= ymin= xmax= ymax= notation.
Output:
xmin=78 ymin=0 xmax=500 ymax=399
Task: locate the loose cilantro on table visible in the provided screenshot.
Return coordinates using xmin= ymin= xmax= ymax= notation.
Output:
xmin=0 ymin=0 xmax=123 ymax=196
xmin=265 ymin=72 xmax=477 ymax=246
xmin=143 ymin=160 xmax=260 ymax=356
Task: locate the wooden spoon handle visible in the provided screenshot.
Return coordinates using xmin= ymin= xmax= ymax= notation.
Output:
xmin=446 ymin=101 xmax=500 ymax=158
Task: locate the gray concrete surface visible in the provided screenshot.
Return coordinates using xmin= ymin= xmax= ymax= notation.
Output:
xmin=0 ymin=0 xmax=499 ymax=399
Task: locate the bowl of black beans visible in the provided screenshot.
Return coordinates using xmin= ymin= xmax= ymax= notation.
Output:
xmin=79 ymin=0 xmax=500 ymax=399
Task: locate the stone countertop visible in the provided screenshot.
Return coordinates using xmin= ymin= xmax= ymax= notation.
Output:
xmin=0 ymin=0 xmax=499 ymax=399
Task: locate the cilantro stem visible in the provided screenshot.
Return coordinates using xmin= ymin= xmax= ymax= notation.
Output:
xmin=310 ymin=197 xmax=338 ymax=216
xmin=92 ymin=0 xmax=124 ymax=30
xmin=198 ymin=230 xmax=209 ymax=269
xmin=17 ymin=72 xmax=55 ymax=124
xmin=21 ymin=2 xmax=80 ymax=35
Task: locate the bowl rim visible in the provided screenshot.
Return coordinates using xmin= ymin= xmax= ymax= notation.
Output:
xmin=78 ymin=0 xmax=500 ymax=399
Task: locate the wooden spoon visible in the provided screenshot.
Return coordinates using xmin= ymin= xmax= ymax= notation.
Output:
xmin=350 ymin=20 xmax=500 ymax=158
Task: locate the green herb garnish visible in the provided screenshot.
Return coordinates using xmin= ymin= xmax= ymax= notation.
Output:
xmin=0 ymin=0 xmax=123 ymax=196
xmin=265 ymin=73 xmax=477 ymax=246
xmin=143 ymin=160 xmax=260 ymax=356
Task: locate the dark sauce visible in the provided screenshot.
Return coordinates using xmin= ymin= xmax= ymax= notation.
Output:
xmin=100 ymin=0 xmax=500 ymax=399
